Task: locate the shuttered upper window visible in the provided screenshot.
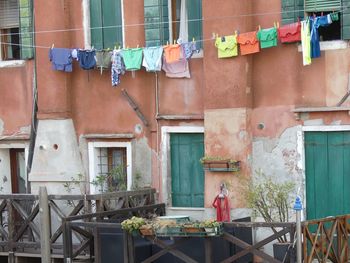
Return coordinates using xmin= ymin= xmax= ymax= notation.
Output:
xmin=90 ymin=0 xmax=123 ymax=50
xmin=144 ymin=0 xmax=202 ymax=48
xmin=281 ymin=0 xmax=350 ymax=40
xmin=0 ymin=0 xmax=33 ymax=60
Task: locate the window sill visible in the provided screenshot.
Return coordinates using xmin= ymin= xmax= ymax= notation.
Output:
xmin=167 ymin=207 xmax=205 ymax=211
xmin=297 ymin=40 xmax=348 ymax=52
xmin=0 ymin=60 xmax=26 ymax=68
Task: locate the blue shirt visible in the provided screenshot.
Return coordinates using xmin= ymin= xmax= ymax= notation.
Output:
xmin=77 ymin=50 xmax=96 ymax=70
xmin=49 ymin=48 xmax=73 ymax=72
xmin=310 ymin=16 xmax=331 ymax=58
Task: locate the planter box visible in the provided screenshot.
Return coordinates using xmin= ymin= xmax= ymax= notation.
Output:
xmin=202 ymin=160 xmax=241 ymax=172
xmin=273 ymin=243 xmax=295 ymax=263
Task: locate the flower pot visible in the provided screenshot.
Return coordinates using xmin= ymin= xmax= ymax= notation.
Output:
xmin=273 ymin=243 xmax=295 ymax=263
xmin=139 ymin=226 xmax=154 ymax=236
xmin=204 ymin=227 xmax=216 ymax=236
xmin=182 ymin=227 xmax=204 ymax=233
xmin=202 ymin=160 xmax=241 ymax=172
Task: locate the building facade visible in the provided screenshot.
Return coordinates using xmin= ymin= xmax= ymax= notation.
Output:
xmin=1 ymin=0 xmax=350 ymax=221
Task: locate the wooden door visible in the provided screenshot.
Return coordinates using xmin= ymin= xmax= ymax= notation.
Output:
xmin=305 ymin=131 xmax=350 ymax=219
xmin=170 ymin=133 xmax=204 ymax=207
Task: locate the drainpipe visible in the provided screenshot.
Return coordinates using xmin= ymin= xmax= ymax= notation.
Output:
xmin=155 ymin=72 xmax=162 ymax=198
xmin=26 ymin=5 xmax=38 ymax=193
xmin=294 ymin=196 xmax=303 ymax=263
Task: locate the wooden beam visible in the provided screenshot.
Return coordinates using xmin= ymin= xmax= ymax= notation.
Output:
xmin=121 ymin=89 xmax=149 ymax=127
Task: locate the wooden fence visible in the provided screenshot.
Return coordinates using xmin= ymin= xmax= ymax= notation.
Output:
xmin=302 ymin=214 xmax=350 ymax=263
xmin=0 ymin=188 xmax=156 ymax=260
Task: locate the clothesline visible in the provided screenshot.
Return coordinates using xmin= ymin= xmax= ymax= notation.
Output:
xmin=0 ymin=6 xmax=347 ymax=37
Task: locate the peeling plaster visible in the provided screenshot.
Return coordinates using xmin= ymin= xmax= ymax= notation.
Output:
xmin=133 ymin=137 xmax=152 ymax=188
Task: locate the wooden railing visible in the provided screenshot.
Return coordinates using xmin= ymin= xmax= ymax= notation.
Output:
xmin=0 ymin=188 xmax=156 ymax=258
xmin=302 ymin=214 xmax=350 ymax=263
xmin=62 ymin=219 xmax=295 ymax=263
xmin=62 ymin=203 xmax=166 ymax=261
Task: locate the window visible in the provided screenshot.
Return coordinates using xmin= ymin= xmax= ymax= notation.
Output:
xmin=88 ymin=142 xmax=132 ymax=193
xmin=0 ymin=0 xmax=33 ymax=60
xmin=0 ymin=147 xmax=27 ymax=194
xmin=281 ymin=0 xmax=350 ymax=40
xmin=90 ymin=0 xmax=123 ymax=50
xmin=144 ymin=0 xmax=202 ymax=48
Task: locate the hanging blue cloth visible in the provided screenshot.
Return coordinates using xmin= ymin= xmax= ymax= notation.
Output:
xmin=49 ymin=48 xmax=73 ymax=72
xmin=77 ymin=49 xmax=96 ymax=70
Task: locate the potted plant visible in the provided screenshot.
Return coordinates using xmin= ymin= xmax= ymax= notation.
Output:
xmin=199 ymin=219 xmax=222 ymax=236
xmin=121 ymin=216 xmax=146 ymax=236
xmin=244 ymin=174 xmax=295 ymax=262
xmin=200 ymin=156 xmax=241 ymax=172
xmin=182 ymin=222 xmax=204 ymax=233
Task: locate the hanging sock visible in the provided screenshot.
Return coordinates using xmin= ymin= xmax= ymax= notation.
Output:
xmin=215 ymin=35 xmax=238 ymax=58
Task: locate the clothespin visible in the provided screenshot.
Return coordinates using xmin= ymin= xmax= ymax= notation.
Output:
xmin=137 ymin=44 xmax=139 ymax=48
xmin=212 ymin=32 xmax=216 ymax=39
xmin=166 ymin=41 xmax=169 ymax=45
xmin=258 ymin=25 xmax=261 ymax=31
xmin=192 ymin=37 xmax=195 ymax=43
xmin=274 ymin=22 xmax=276 ymax=28
xmin=51 ymin=44 xmax=54 ymax=49
xmin=234 ymin=30 xmax=238 ymax=36
xmin=277 ymin=22 xmax=279 ymax=28
xmin=118 ymin=45 xmax=121 ymax=50
xmin=173 ymin=40 xmax=176 ymax=45
xmin=321 ymin=12 xmax=323 ymax=17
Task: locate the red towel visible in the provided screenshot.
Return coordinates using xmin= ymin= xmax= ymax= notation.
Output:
xmin=212 ymin=195 xmax=231 ymax=222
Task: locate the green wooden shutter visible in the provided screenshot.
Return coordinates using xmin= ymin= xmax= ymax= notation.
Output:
xmin=187 ymin=0 xmax=202 ymax=48
xmin=281 ymin=0 xmax=304 ymax=25
xmin=102 ymin=0 xmax=122 ymax=49
xmin=91 ymin=0 xmax=123 ymax=49
xmin=144 ymin=0 xmax=169 ymax=47
xmin=342 ymin=0 xmax=350 ymax=39
xmin=90 ymin=0 xmax=103 ymax=49
xmin=305 ymin=0 xmax=341 ymax=12
xmin=19 ymin=0 xmax=33 ymax=59
xmin=170 ymin=133 xmax=204 ymax=207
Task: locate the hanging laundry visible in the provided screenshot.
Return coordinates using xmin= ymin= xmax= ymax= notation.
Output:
xmin=163 ymin=44 xmax=182 ymax=63
xmin=162 ymin=47 xmax=190 ymax=79
xmin=121 ymin=48 xmax=143 ymax=71
xmin=301 ymin=20 xmax=311 ymax=66
xmin=142 ymin=46 xmax=163 ymax=72
xmin=310 ymin=15 xmax=332 ymax=58
xmin=181 ymin=41 xmax=199 ymax=60
xmin=257 ymin=27 xmax=278 ymax=49
xmin=95 ymin=50 xmax=112 ymax=75
xmin=214 ymin=35 xmax=238 ymax=58
xmin=111 ymin=49 xmax=125 ymax=87
xmin=330 ymin=12 xmax=339 ymax=22
xmin=278 ymin=22 xmax=301 ymax=43
xmin=212 ymin=194 xmax=230 ymax=222
xmin=77 ymin=49 xmax=96 ymax=70
xmin=49 ymin=48 xmax=73 ymax=72
xmin=237 ymin=31 xmax=260 ymax=55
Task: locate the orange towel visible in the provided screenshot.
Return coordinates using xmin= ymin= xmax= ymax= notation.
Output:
xmin=237 ymin=31 xmax=260 ymax=55
xmin=163 ymin=44 xmax=181 ymax=63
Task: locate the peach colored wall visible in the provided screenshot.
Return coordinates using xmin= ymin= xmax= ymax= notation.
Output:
xmin=0 ymin=63 xmax=33 ymax=134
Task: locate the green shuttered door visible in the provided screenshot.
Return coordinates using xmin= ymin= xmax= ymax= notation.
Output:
xmin=305 ymin=131 xmax=350 ymax=219
xmin=90 ymin=0 xmax=123 ymax=49
xmin=342 ymin=0 xmax=350 ymax=39
xmin=187 ymin=0 xmax=202 ymax=48
xmin=19 ymin=0 xmax=33 ymax=59
xmin=170 ymin=133 xmax=204 ymax=207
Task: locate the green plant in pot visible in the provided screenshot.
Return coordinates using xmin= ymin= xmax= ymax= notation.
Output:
xmin=244 ymin=173 xmax=295 ymax=262
xmin=199 ymin=219 xmax=221 ymax=236
xmin=121 ymin=216 xmax=146 ymax=235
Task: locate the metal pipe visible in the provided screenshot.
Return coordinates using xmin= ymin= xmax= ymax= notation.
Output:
xmin=294 ymin=196 xmax=303 ymax=263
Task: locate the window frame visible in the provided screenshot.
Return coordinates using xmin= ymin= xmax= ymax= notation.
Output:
xmin=167 ymin=0 xmax=203 ymax=50
xmin=88 ymin=141 xmax=132 ymax=194
xmin=86 ymin=0 xmax=125 ymax=50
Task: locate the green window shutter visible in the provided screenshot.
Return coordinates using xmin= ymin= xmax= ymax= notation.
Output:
xmin=90 ymin=0 xmax=123 ymax=49
xmin=281 ymin=0 xmax=304 ymax=25
xmin=342 ymin=0 xmax=350 ymax=39
xmin=102 ymin=0 xmax=122 ymax=49
xmin=305 ymin=0 xmax=341 ymax=12
xmin=90 ymin=0 xmax=103 ymax=49
xmin=19 ymin=0 xmax=33 ymax=59
xmin=187 ymin=0 xmax=202 ymax=48
xmin=144 ymin=0 xmax=169 ymax=47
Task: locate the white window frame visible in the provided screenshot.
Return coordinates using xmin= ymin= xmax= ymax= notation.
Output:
xmin=166 ymin=0 xmax=203 ymax=58
xmin=161 ymin=126 xmax=204 ymax=206
xmin=83 ymin=0 xmax=126 ymax=49
xmin=88 ymin=141 xmax=132 ymax=193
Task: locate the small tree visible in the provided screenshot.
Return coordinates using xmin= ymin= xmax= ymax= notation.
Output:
xmin=245 ymin=173 xmax=295 ymax=242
